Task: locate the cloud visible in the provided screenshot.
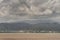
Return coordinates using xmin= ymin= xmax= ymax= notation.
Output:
xmin=0 ymin=0 xmax=60 ymax=23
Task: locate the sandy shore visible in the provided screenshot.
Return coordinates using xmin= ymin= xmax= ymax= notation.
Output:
xmin=0 ymin=33 xmax=60 ymax=40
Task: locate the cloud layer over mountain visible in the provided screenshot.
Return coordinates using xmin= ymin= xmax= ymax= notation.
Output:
xmin=0 ymin=0 xmax=60 ymax=23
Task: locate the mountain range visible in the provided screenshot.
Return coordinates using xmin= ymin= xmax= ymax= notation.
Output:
xmin=0 ymin=22 xmax=60 ymax=33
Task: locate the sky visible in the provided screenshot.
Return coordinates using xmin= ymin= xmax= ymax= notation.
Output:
xmin=0 ymin=0 xmax=60 ymax=23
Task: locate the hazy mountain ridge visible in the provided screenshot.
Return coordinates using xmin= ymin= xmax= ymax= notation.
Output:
xmin=0 ymin=22 xmax=60 ymax=33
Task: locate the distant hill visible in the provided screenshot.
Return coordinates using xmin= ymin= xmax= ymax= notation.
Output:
xmin=0 ymin=22 xmax=60 ymax=33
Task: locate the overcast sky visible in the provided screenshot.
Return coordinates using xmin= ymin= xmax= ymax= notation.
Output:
xmin=0 ymin=0 xmax=60 ymax=23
